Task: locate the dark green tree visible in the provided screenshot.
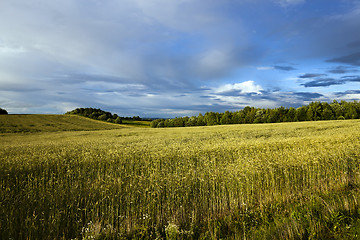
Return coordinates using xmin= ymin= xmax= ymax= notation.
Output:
xmin=132 ymin=116 xmax=141 ymax=121
xmin=0 ymin=108 xmax=8 ymax=114
xmin=295 ymin=106 xmax=308 ymax=121
xmin=254 ymin=109 xmax=265 ymax=123
xmin=204 ymin=112 xmax=218 ymax=126
xmin=330 ymin=100 xmax=345 ymax=119
xmin=306 ymin=102 xmax=322 ymax=121
xmin=244 ymin=107 xmax=256 ymax=124
xmin=185 ymin=116 xmax=197 ymax=127
xmin=98 ymin=114 xmax=108 ymax=121
xmin=149 ymin=100 xmax=360 ymax=128
xmin=220 ymin=111 xmax=232 ymax=125
xmin=285 ymin=107 xmax=296 ymax=122
xmin=231 ymin=111 xmax=242 ymax=124
xmin=197 ymin=113 xmax=205 ymax=126
xmin=66 ymin=108 xmax=121 ymax=121
xmin=114 ymin=117 xmax=122 ymax=124
xmin=150 ymin=119 xmax=164 ymax=128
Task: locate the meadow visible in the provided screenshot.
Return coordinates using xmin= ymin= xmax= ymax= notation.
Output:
xmin=1 ymin=116 xmax=360 ymax=239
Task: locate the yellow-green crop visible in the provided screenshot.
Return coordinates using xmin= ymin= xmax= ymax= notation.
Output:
xmin=1 ymin=118 xmax=360 ymax=239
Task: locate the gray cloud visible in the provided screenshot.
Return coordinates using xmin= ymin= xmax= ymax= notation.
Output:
xmin=341 ymin=75 xmax=360 ymax=82
xmin=274 ymin=65 xmax=297 ymax=71
xmin=1 ymin=0 xmax=360 ymax=116
xmin=301 ymin=75 xmax=360 ymax=88
xmin=274 ymin=2 xmax=360 ymax=62
xmin=274 ymin=0 xmax=305 ymax=7
xmin=301 ymin=78 xmax=345 ymax=88
xmin=347 ymin=40 xmax=360 ymax=49
xmin=328 ymin=66 xmax=359 ymax=74
xmin=326 ymin=52 xmax=360 ymax=66
xmin=334 ymin=90 xmax=360 ymax=96
xmin=293 ymin=92 xmax=323 ymax=99
xmin=0 ymin=0 xmax=252 ymax=85
xmin=299 ymin=73 xmax=327 ymax=78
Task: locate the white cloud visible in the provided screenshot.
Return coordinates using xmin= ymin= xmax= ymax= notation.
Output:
xmin=257 ymin=66 xmax=275 ymax=70
xmin=0 ymin=45 xmax=27 ymax=54
xmin=214 ymin=81 xmax=264 ymax=94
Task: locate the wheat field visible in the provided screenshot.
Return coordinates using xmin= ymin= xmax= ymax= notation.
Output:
xmin=0 ymin=114 xmax=124 ymax=133
xmin=1 ymin=118 xmax=360 ymax=239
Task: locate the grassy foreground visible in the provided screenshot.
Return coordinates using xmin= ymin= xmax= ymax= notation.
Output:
xmin=1 ymin=119 xmax=360 ymax=239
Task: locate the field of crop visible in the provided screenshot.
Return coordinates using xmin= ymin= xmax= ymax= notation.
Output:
xmin=0 ymin=114 xmax=123 ymax=133
xmin=1 ymin=117 xmax=360 ymax=239
xmin=121 ymin=119 xmax=151 ymax=128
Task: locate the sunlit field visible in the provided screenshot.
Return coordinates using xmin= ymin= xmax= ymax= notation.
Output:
xmin=1 ymin=117 xmax=360 ymax=239
xmin=0 ymin=114 xmax=124 ymax=133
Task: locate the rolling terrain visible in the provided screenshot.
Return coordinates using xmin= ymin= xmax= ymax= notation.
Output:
xmin=0 ymin=114 xmax=124 ymax=133
xmin=1 ymin=116 xmax=360 ymax=239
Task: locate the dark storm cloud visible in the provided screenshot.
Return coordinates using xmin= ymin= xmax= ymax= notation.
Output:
xmin=326 ymin=52 xmax=360 ymax=66
xmin=0 ymin=0 xmax=265 ymax=113
xmin=328 ymin=66 xmax=358 ymax=74
xmin=261 ymin=91 xmax=322 ymax=102
xmin=298 ymin=73 xmax=327 ymax=78
xmin=274 ymin=65 xmax=296 ymax=71
xmin=2 ymin=0 xmax=360 ymax=115
xmin=342 ymin=75 xmax=360 ymax=82
xmin=347 ymin=40 xmax=360 ymax=49
xmin=273 ymin=2 xmax=360 ymax=67
xmin=301 ymin=75 xmax=360 ymax=88
xmin=293 ymin=92 xmax=323 ymax=99
xmin=301 ymin=78 xmax=345 ymax=88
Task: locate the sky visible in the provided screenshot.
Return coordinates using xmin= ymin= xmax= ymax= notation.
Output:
xmin=1 ymin=0 xmax=360 ymax=117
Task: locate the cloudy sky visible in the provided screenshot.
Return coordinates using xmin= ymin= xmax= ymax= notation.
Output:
xmin=1 ymin=0 xmax=360 ymax=117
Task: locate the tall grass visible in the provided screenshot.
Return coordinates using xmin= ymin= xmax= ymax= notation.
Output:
xmin=1 ymin=120 xmax=360 ymax=239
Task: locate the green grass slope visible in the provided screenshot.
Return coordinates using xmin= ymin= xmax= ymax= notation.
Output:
xmin=0 ymin=114 xmax=123 ymax=133
xmin=121 ymin=119 xmax=151 ymax=127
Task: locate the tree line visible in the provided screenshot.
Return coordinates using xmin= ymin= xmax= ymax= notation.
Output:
xmin=151 ymin=100 xmax=360 ymax=128
xmin=0 ymin=108 xmax=8 ymax=115
xmin=66 ymin=108 xmax=123 ymax=124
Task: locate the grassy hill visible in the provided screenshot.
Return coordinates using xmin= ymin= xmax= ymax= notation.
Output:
xmin=0 ymin=114 xmax=124 ymax=133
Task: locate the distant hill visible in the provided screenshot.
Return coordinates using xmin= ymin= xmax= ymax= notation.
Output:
xmin=0 ymin=114 xmax=123 ymax=133
xmin=66 ymin=108 xmax=122 ymax=123
xmin=66 ymin=108 xmax=151 ymax=128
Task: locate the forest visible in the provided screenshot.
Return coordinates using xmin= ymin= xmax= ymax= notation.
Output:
xmin=151 ymin=100 xmax=360 ymax=128
xmin=65 ymin=108 xmax=146 ymax=124
xmin=66 ymin=108 xmax=123 ymax=124
xmin=0 ymin=108 xmax=8 ymax=115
